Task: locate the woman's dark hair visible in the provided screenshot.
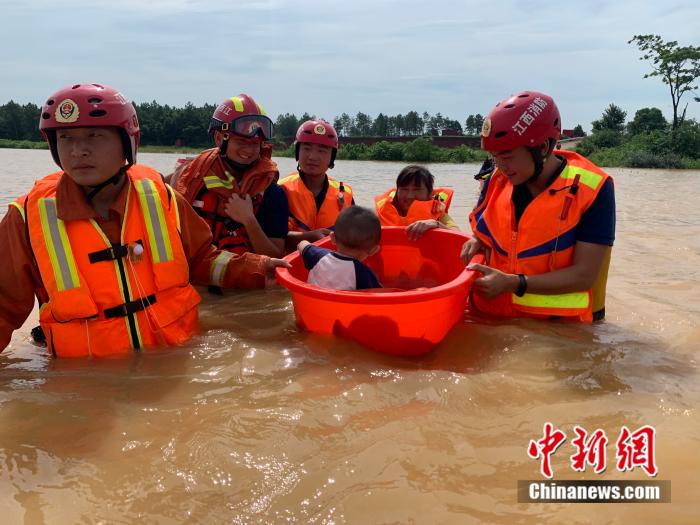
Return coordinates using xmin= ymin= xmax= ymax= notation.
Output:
xmin=396 ymin=165 xmax=434 ymax=194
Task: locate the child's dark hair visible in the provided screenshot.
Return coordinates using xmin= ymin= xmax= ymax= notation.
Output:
xmin=396 ymin=165 xmax=434 ymax=194
xmin=334 ymin=206 xmax=381 ymax=251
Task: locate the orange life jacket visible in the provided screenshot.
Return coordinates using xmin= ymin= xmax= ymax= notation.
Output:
xmin=468 ymin=150 xmax=612 ymax=322
xmin=278 ymin=172 xmax=352 ymax=231
xmin=172 ymin=146 xmax=278 ymax=254
xmin=374 ymin=187 xmax=454 ymax=226
xmin=23 ymin=165 xmax=201 ymax=357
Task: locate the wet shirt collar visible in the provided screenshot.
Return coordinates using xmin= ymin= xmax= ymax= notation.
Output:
xmin=55 ymin=173 xmax=128 ymax=222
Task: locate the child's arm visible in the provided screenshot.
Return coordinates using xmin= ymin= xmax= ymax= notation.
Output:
xmin=286 ymin=229 xmax=331 ymax=253
xmin=297 ymin=239 xmax=311 ymax=255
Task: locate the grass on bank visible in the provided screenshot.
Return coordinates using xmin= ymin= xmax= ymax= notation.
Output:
xmin=3 ymin=135 xmax=700 ymax=169
xmin=0 ymin=138 xmax=47 ymax=149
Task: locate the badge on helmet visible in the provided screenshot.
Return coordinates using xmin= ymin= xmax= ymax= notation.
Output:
xmin=56 ymin=99 xmax=80 ymax=124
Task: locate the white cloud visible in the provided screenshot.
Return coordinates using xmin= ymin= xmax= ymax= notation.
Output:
xmin=1 ymin=0 xmax=698 ymax=129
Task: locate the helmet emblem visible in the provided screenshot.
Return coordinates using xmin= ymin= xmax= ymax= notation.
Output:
xmin=481 ymin=118 xmax=492 ymax=138
xmin=314 ymin=124 xmax=326 ymax=135
xmin=55 ymin=99 xmax=80 ymax=123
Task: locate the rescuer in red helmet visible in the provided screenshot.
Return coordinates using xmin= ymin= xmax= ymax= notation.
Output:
xmin=170 ymin=94 xmax=288 ymax=259
xmin=0 ymin=84 xmax=288 ymax=357
xmin=461 ymin=91 xmax=615 ymax=322
xmin=278 ymin=119 xmax=355 ymax=251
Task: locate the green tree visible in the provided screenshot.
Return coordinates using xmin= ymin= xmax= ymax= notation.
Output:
xmin=372 ymin=113 xmax=389 ymax=136
xmin=473 ymin=114 xmax=484 ymax=135
xmin=352 ymin=112 xmax=372 ymax=136
xmin=572 ymin=124 xmax=586 ymax=137
xmin=627 ymin=107 xmax=668 ymax=135
xmin=333 ymin=113 xmax=349 ymax=137
xmin=275 ymin=113 xmax=301 ymax=142
xmin=443 ymin=119 xmax=463 ymax=134
xmin=629 ymin=34 xmax=700 ymax=129
xmin=592 ymin=104 xmax=627 ymax=133
xmin=422 ymin=112 xmax=432 ymax=134
xmin=404 ymin=111 xmax=422 ymax=136
xmin=465 ymin=114 xmax=476 ymax=135
xmin=670 ymin=119 xmax=700 ymax=158
xmin=0 ymin=101 xmax=24 ymax=140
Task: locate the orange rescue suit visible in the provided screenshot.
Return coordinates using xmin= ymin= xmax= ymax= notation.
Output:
xmin=468 ymin=150 xmax=612 ymax=322
xmin=278 ymin=171 xmax=352 ymax=231
xmin=173 ymin=146 xmax=278 ymax=254
xmin=24 ymin=165 xmax=201 ymax=357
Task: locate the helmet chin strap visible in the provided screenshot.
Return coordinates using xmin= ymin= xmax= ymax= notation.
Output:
xmin=523 ymin=142 xmax=552 ymax=186
xmin=85 ymin=166 xmax=128 ymax=204
xmin=218 ymin=131 xmax=230 ymax=157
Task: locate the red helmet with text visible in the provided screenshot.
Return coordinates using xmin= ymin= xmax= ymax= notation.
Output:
xmin=480 ymin=91 xmax=561 ymax=152
xmin=39 ymin=83 xmax=140 ymax=167
xmin=208 ymin=94 xmax=273 ymax=140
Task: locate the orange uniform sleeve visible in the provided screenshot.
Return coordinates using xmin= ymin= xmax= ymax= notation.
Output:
xmin=172 ymin=189 xmax=270 ymax=289
xmin=0 ymin=205 xmax=42 ymax=351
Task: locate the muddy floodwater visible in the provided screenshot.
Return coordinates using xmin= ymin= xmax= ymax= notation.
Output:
xmin=1 ymin=149 xmax=698 ymax=523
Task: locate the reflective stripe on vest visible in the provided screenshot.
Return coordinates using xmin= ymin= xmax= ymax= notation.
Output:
xmin=376 ymin=190 xmax=396 ymax=209
xmin=133 ymin=178 xmax=174 ymax=264
xmin=166 ymin=185 xmax=181 ymax=232
xmin=512 ymin=291 xmax=590 ymax=310
xmin=278 ymin=173 xmax=300 ymax=185
xmin=25 ymin=166 xmax=200 ymax=357
xmin=89 ymin=216 xmax=144 ymax=349
xmin=204 ymin=172 xmax=234 ymax=190
xmin=10 ymin=201 xmax=25 ymax=221
xmin=210 ymin=251 xmax=234 ymax=287
xmin=468 ymin=150 xmax=610 ymax=321
xmin=560 ymin=166 xmax=603 ymax=190
xmin=328 ymin=178 xmax=352 ymax=197
xmin=37 ymin=197 xmax=80 ymax=291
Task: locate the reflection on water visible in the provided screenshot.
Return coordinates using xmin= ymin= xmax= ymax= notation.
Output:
xmin=1 ymin=150 xmax=699 ymax=523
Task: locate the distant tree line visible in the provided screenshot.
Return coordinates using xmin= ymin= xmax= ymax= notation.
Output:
xmin=0 ymin=100 xmax=491 ymax=148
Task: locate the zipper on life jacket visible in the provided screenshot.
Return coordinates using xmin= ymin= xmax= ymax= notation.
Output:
xmin=509 ymin=230 xmax=518 ymax=274
xmin=549 ymin=174 xmax=580 ymax=270
xmin=509 ymin=198 xmax=518 ymax=274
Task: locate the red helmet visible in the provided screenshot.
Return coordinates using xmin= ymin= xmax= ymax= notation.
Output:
xmin=294 ymin=120 xmax=339 ymax=169
xmin=39 ymin=83 xmax=140 ymax=167
xmin=295 ymin=120 xmax=339 ymax=149
xmin=209 ymin=94 xmax=273 ymax=140
xmin=481 ymin=91 xmax=561 ymax=152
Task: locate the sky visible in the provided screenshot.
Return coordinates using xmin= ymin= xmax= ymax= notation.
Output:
xmin=1 ymin=0 xmax=699 ymax=131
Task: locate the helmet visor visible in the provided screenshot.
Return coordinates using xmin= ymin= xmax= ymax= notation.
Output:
xmin=229 ymin=115 xmax=274 ymax=140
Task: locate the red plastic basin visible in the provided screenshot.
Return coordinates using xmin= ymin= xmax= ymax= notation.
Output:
xmin=276 ymin=227 xmax=481 ymax=356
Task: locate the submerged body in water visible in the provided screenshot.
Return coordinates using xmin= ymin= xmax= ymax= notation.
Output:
xmin=1 ymin=150 xmax=699 ymax=523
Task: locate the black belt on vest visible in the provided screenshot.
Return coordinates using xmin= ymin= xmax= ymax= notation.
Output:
xmin=104 ymin=294 xmax=157 ymax=319
xmin=88 ymin=241 xmax=142 ymax=263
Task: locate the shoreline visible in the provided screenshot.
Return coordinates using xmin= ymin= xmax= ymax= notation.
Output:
xmin=2 ymin=139 xmax=699 ymax=170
